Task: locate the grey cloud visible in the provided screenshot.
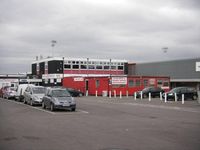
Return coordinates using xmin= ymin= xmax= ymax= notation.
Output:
xmin=0 ymin=0 xmax=200 ymax=73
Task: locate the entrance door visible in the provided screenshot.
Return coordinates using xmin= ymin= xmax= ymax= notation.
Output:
xmin=85 ymin=80 xmax=89 ymax=96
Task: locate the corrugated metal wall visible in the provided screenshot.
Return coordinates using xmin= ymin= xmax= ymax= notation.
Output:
xmin=135 ymin=58 xmax=200 ymax=79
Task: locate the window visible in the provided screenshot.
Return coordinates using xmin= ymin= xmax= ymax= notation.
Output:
xmin=96 ymin=66 xmax=103 ymax=69
xmin=64 ymin=64 xmax=71 ymax=69
xmin=81 ymin=65 xmax=87 ymax=69
xmin=136 ymin=80 xmax=141 ymax=87
xmin=143 ymin=79 xmax=148 ymax=87
xmin=104 ymin=66 xmax=109 ymax=70
xmin=157 ymin=80 xmax=162 ymax=87
xmin=88 ymin=65 xmax=95 ymax=69
xmin=128 ymin=80 xmax=134 ymax=87
xmin=96 ymin=80 xmax=100 ymax=88
xmin=72 ymin=65 xmax=79 ymax=69
xmin=163 ymin=81 xmax=169 ymax=87
xmin=111 ymin=66 xmax=116 ymax=70
xmin=118 ymin=66 xmax=123 ymax=70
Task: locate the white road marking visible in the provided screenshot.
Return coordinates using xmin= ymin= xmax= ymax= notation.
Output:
xmin=3 ymin=99 xmax=89 ymax=115
xmin=96 ymin=99 xmax=200 ymax=113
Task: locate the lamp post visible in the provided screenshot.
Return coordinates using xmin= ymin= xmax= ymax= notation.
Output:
xmin=162 ymin=47 xmax=168 ymax=54
xmin=51 ymin=40 xmax=57 ymax=57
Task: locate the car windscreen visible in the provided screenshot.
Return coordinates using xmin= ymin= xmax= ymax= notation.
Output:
xmin=32 ymin=87 xmax=45 ymax=94
xmin=142 ymin=87 xmax=151 ymax=92
xmin=52 ymin=90 xmax=71 ymax=97
xmin=169 ymin=88 xmax=181 ymax=93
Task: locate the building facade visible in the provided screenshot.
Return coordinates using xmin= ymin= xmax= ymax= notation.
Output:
xmin=134 ymin=58 xmax=200 ymax=91
xmin=31 ymin=57 xmax=170 ymax=95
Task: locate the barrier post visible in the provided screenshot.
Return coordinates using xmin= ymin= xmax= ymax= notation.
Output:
xmin=120 ymin=91 xmax=122 ymax=99
xmin=109 ymin=91 xmax=112 ymax=98
xmin=140 ymin=91 xmax=143 ymax=100
xmin=114 ymin=90 xmax=116 ymax=98
xmin=149 ymin=93 xmax=151 ymax=101
xmin=197 ymin=91 xmax=200 ymax=104
xmin=182 ymin=94 xmax=184 ymax=104
xmin=95 ymin=90 xmax=98 ymax=97
xmin=86 ymin=90 xmax=88 ymax=96
xmin=175 ymin=93 xmax=177 ymax=102
xmin=160 ymin=92 xmax=162 ymax=101
xmin=134 ymin=92 xmax=137 ymax=100
xmin=164 ymin=93 xmax=167 ymax=103
xmin=126 ymin=91 xmax=129 ymax=98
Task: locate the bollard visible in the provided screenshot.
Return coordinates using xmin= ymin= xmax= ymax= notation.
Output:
xmin=109 ymin=91 xmax=112 ymax=98
xmin=149 ymin=93 xmax=151 ymax=101
xmin=86 ymin=90 xmax=88 ymax=96
xmin=126 ymin=91 xmax=129 ymax=98
xmin=164 ymin=93 xmax=167 ymax=103
xmin=160 ymin=92 xmax=162 ymax=101
xmin=140 ymin=91 xmax=143 ymax=100
xmin=134 ymin=92 xmax=137 ymax=100
xmin=120 ymin=91 xmax=122 ymax=99
xmin=182 ymin=94 xmax=184 ymax=104
xmin=95 ymin=90 xmax=98 ymax=97
xmin=114 ymin=90 xmax=116 ymax=98
xmin=198 ymin=91 xmax=200 ymax=104
xmin=175 ymin=93 xmax=177 ymax=102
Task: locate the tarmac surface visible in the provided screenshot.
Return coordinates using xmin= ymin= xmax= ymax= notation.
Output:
xmin=0 ymin=96 xmax=200 ymax=150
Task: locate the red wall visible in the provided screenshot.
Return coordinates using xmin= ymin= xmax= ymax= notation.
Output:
xmin=62 ymin=76 xmax=170 ymax=96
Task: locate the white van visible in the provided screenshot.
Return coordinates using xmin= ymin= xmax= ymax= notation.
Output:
xmin=15 ymin=84 xmax=34 ymax=101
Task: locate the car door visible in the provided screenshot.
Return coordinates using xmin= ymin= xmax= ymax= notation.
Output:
xmin=24 ymin=87 xmax=30 ymax=103
xmin=46 ymin=90 xmax=52 ymax=108
xmin=181 ymin=88 xmax=187 ymax=99
xmin=186 ymin=88 xmax=194 ymax=100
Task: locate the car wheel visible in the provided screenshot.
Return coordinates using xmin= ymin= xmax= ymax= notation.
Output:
xmin=23 ymin=98 xmax=26 ymax=104
xmin=42 ymin=101 xmax=46 ymax=109
xmin=30 ymin=100 xmax=33 ymax=106
xmin=192 ymin=95 xmax=197 ymax=100
xmin=50 ymin=103 xmax=54 ymax=111
xmin=143 ymin=94 xmax=147 ymax=98
xmin=71 ymin=108 xmax=76 ymax=112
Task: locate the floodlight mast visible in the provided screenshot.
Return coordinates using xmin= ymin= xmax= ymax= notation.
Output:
xmin=51 ymin=40 xmax=57 ymax=57
xmin=162 ymin=47 xmax=168 ymax=53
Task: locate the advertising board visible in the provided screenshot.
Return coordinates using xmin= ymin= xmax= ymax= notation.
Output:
xmin=111 ymin=77 xmax=127 ymax=85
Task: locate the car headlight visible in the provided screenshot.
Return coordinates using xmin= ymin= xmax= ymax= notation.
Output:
xmin=32 ymin=96 xmax=40 ymax=101
xmin=53 ymin=98 xmax=60 ymax=105
xmin=168 ymin=93 xmax=173 ymax=96
xmin=71 ymin=97 xmax=76 ymax=104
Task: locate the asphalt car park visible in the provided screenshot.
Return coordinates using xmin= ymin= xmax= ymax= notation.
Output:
xmin=0 ymin=96 xmax=200 ymax=150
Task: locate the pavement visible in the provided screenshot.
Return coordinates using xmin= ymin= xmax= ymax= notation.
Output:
xmin=0 ymin=96 xmax=200 ymax=150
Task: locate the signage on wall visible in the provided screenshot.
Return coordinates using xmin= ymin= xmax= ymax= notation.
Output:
xmin=149 ymin=78 xmax=156 ymax=85
xmin=74 ymin=77 xmax=84 ymax=82
xmin=111 ymin=77 xmax=127 ymax=85
xmin=42 ymin=74 xmax=63 ymax=79
xmin=196 ymin=62 xmax=200 ymax=72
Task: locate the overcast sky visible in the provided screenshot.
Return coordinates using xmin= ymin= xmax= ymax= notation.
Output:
xmin=0 ymin=0 xmax=200 ymax=74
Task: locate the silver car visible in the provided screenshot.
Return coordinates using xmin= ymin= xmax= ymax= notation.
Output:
xmin=23 ymin=85 xmax=45 ymax=106
xmin=42 ymin=88 xmax=76 ymax=111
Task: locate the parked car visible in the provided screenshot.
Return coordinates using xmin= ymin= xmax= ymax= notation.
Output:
xmin=136 ymin=87 xmax=165 ymax=98
xmin=0 ymin=86 xmax=16 ymax=99
xmin=15 ymin=84 xmax=35 ymax=101
xmin=42 ymin=88 xmax=76 ymax=111
xmin=23 ymin=85 xmax=46 ymax=106
xmin=0 ymin=86 xmax=7 ymax=98
xmin=164 ymin=87 xmax=198 ymax=100
xmin=66 ymin=88 xmax=84 ymax=97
